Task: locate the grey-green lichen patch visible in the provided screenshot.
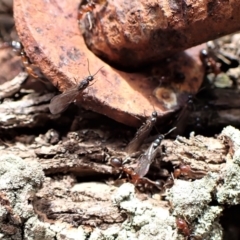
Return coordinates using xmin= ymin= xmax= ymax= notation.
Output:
xmin=0 ymin=154 xmax=44 ymax=190
xmin=90 ymin=183 xmax=177 ymax=240
xmin=0 ymin=154 xmax=45 ymax=239
xmin=221 ymin=125 xmax=240 ymax=151
xmin=217 ymin=149 xmax=240 ymax=204
xmin=167 ymin=173 xmax=218 ymax=221
xmin=166 ymin=173 xmax=223 ymax=239
xmin=24 ymin=216 xmax=56 ymax=240
xmin=89 ymin=226 xmax=120 ymax=240
xmin=57 ymin=224 xmax=86 ymax=240
xmin=209 ymin=72 xmax=233 ymax=88
xmin=112 ymin=182 xmax=135 ymax=205
xmin=25 ymin=217 xmax=88 ymax=240
xmin=111 ymin=183 xmax=177 ymax=240
xmin=194 ymin=206 xmax=223 ymax=240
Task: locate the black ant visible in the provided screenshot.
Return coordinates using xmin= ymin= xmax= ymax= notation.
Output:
xmin=126 ymin=111 xmax=158 ymax=154
xmin=49 ymin=60 xmax=103 ymax=115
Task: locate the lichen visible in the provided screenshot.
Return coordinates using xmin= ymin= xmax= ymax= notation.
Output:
xmin=166 ymin=173 xmax=218 ymax=221
xmin=0 ymin=154 xmax=45 ymax=239
xmin=194 ymin=206 xmax=223 ymax=240
xmin=112 ymin=183 xmax=176 ymax=240
xmin=221 ymin=125 xmax=240 ymax=149
xmin=24 ymin=217 xmax=55 ymax=240
xmin=217 ymin=149 xmax=240 ymax=204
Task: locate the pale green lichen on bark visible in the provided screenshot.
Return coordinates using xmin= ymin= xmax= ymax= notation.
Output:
xmin=166 ymin=174 xmax=223 ymax=240
xmin=217 ymin=126 xmax=240 ymax=204
xmin=217 ymin=148 xmax=240 ymax=204
xmin=194 ymin=206 xmax=223 ymax=238
xmin=221 ymin=125 xmax=240 ymax=149
xmin=0 ymin=154 xmax=45 ymax=239
xmin=166 ymin=173 xmax=219 ymax=221
xmin=110 ymin=182 xmax=177 ymax=240
xmin=24 ymin=217 xmax=55 ymax=240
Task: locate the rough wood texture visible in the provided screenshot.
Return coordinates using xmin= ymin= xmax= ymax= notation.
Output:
xmin=1 ymin=126 xmax=240 ymax=239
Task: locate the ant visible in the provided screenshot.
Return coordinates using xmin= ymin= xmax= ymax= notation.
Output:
xmin=77 ymin=1 xmax=96 ymax=21
xmin=110 ymin=158 xmax=162 ymax=190
xmin=163 ymin=164 xmax=207 ymax=189
xmin=200 ymin=49 xmax=221 ymax=76
xmin=0 ymin=40 xmax=39 ymax=78
xmin=169 ymin=93 xmax=195 ymax=137
xmin=173 ymin=164 xmax=207 ymax=180
xmin=176 ymin=217 xmax=191 ymax=238
xmin=171 ymin=84 xmax=208 ymax=137
xmin=176 ymin=217 xmax=201 ymax=240
xmin=126 ymin=111 xmax=158 ymax=154
xmin=77 ymin=0 xmax=100 ymax=30
xmin=134 ymin=127 xmax=176 ymax=180
xmin=49 ymin=60 xmax=103 ymax=115
xmin=111 ymin=128 xmax=176 ymax=190
xmin=77 ymin=0 xmax=107 ymax=29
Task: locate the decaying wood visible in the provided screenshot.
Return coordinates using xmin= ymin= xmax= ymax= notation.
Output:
xmin=1 ymin=82 xmax=240 ymax=130
xmin=1 ymin=125 xmax=229 ymax=230
xmin=0 ymin=92 xmax=54 ymax=128
xmin=0 ymin=124 xmax=228 ymax=175
xmin=0 ymin=61 xmax=239 ymax=238
xmin=33 ymin=176 xmax=126 ymax=229
xmin=1 ymin=81 xmax=240 ymax=239
xmin=163 ymin=135 xmax=227 ymax=172
xmin=0 ymin=71 xmax=28 ymax=99
xmin=0 ymin=122 xmax=235 ymax=239
xmin=188 ymin=88 xmax=240 ymax=128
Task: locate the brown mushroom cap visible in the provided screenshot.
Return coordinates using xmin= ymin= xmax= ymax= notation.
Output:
xmin=14 ymin=0 xmax=205 ymax=127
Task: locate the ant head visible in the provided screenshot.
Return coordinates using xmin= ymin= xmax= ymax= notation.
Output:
xmin=87 ymin=75 xmax=94 ymax=81
xmin=200 ymin=49 xmax=208 ymax=58
xmin=152 ymin=111 xmax=158 ymax=118
xmin=12 ymin=41 xmax=22 ymax=51
xmin=110 ymin=158 xmax=122 ymax=168
xmin=153 ymin=138 xmax=160 ymax=148
xmin=188 ymin=94 xmax=194 ymax=101
xmin=86 ymin=58 xmax=104 ymax=78
xmin=158 ymin=135 xmax=164 ymax=141
xmin=155 ymin=179 xmax=164 ymax=189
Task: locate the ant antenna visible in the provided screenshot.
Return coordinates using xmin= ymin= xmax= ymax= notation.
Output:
xmin=164 ymin=127 xmax=177 ymax=137
xmin=92 ymin=66 xmax=104 ymax=77
xmin=87 ymin=58 xmax=91 ymax=76
xmin=86 ymin=58 xmax=104 ymax=77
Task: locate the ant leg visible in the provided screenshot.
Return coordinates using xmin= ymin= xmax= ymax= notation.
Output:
xmin=25 ymin=66 xmax=39 ymax=79
xmin=87 ymin=12 xmax=93 ymax=30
